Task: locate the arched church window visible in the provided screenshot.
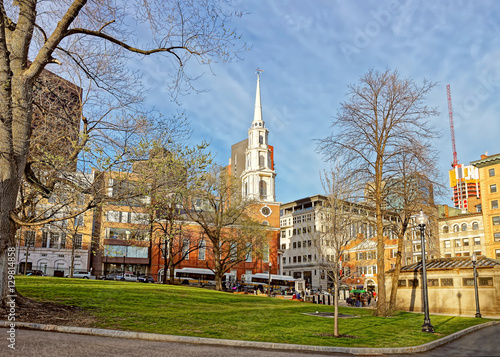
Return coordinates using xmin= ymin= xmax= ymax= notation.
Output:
xmin=259 ymin=135 xmax=263 ymax=144
xmin=259 ymin=180 xmax=267 ymax=198
xmin=259 ymin=155 xmax=265 ymax=167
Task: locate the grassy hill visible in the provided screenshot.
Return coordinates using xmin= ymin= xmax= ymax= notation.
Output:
xmin=14 ymin=276 xmax=493 ymax=347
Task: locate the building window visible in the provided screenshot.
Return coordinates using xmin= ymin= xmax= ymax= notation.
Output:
xmin=493 ymin=216 xmax=500 ymax=226
xmin=260 ymin=243 xmax=269 ymax=262
xmin=73 ymin=234 xmax=82 ymax=249
xmin=461 ymin=223 xmax=467 ymax=231
xmin=463 ymin=278 xmax=475 ymax=287
xmin=398 ymin=280 xmax=407 ymax=287
xmin=463 ymin=238 xmax=469 ymax=247
xmin=198 ymin=240 xmax=206 ymax=261
xmin=298 ymin=256 xmax=302 ymax=263
xmin=479 ymin=277 xmax=493 ymax=286
xmin=49 ymin=233 xmax=59 ymax=248
xmin=182 ymin=239 xmax=190 ymax=259
xmin=474 ymin=237 xmax=481 ymax=245
xmin=455 ymin=239 xmax=461 ymax=247
xmin=428 ymin=279 xmax=439 ymax=287
xmin=74 ymin=214 xmax=84 ymax=227
xmin=491 ymin=184 xmax=498 ymax=193
xmin=293 ymin=256 xmax=297 ymax=263
xmin=409 ymin=279 xmax=419 ymax=287
xmin=442 ymin=226 xmax=449 ymax=233
xmin=23 ymin=231 xmax=35 ymax=247
xmin=259 ymin=180 xmax=267 ymax=198
xmin=472 ymin=222 xmax=479 ymax=230
xmin=444 ymin=240 xmax=451 ymax=248
xmin=489 ymin=168 xmax=496 ymax=177
xmin=494 ymin=233 xmax=500 ymax=242
xmin=492 ymin=200 xmax=499 ymax=210
xmin=441 ymin=278 xmax=453 ymax=286
xmin=453 ymin=225 xmax=459 ymax=232
xmin=496 ymin=249 xmax=500 ymax=259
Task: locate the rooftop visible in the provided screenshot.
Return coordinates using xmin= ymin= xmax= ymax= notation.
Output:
xmin=393 ymin=256 xmax=500 ymax=272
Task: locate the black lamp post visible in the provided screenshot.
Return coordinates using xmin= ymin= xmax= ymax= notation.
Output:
xmin=472 ymin=253 xmax=482 ymax=318
xmin=268 ymin=262 xmax=272 ymax=297
xmin=415 ymin=210 xmax=434 ymax=333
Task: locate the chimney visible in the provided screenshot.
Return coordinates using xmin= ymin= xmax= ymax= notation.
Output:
xmin=445 ymin=205 xmax=449 ymax=217
xmin=481 ymin=151 xmax=489 ymax=159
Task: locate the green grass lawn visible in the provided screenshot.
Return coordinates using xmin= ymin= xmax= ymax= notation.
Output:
xmin=14 ymin=276 xmax=494 ymax=348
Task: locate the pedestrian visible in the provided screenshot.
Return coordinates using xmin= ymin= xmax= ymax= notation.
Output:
xmin=368 ymin=293 xmax=372 ymax=306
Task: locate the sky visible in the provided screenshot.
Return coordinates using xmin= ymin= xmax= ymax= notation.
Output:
xmin=138 ymin=0 xmax=500 ymax=206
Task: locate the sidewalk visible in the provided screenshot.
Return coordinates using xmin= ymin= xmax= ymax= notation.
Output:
xmin=2 ymin=320 xmax=498 ymax=355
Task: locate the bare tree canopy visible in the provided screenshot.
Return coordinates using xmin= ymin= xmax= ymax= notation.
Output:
xmin=184 ymin=165 xmax=268 ymax=291
xmin=316 ymin=68 xmax=439 ymax=316
xmin=0 ymin=0 xmax=245 ymax=305
xmin=316 ymin=166 xmax=361 ymax=336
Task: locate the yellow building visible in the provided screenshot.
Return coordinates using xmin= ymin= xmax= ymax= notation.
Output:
xmin=471 ymin=153 xmax=500 ymax=259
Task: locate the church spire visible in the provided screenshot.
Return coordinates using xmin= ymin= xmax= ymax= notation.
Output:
xmin=253 ymin=68 xmax=264 ymax=125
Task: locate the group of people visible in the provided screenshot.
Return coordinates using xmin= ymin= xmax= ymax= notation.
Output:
xmin=346 ymin=291 xmax=376 ymax=307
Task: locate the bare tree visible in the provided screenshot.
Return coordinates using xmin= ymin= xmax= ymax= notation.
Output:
xmin=316 ymin=69 xmax=439 ymax=316
xmin=132 ymin=131 xmax=212 ymax=284
xmin=314 ymin=167 xmax=361 ymax=337
xmin=383 ymin=147 xmax=441 ymax=311
xmin=184 ymin=165 xmax=268 ymax=291
xmin=0 ymin=0 xmax=245 ymax=305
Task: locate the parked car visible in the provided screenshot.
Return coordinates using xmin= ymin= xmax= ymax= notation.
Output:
xmin=26 ymin=270 xmax=46 ymax=276
xmin=137 ymin=275 xmax=155 ymax=283
xmin=115 ymin=272 xmax=137 ymax=282
xmin=101 ymin=273 xmax=119 ymax=280
xmin=65 ymin=271 xmax=91 ymax=279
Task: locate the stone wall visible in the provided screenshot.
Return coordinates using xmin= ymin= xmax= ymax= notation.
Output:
xmin=386 ymin=265 xmax=500 ymax=316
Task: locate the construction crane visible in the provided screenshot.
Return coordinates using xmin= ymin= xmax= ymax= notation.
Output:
xmin=446 ymin=84 xmax=458 ymax=168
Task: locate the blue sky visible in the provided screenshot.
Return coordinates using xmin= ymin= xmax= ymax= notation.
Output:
xmin=139 ymin=1 xmax=500 ymax=206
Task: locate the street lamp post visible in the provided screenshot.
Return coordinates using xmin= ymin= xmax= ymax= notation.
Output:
xmin=268 ymin=262 xmax=272 ymax=297
xmin=472 ymin=253 xmax=482 ymax=318
xmin=416 ymin=210 xmax=434 ymax=333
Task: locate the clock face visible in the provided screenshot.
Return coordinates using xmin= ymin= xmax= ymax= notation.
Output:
xmin=261 ymin=206 xmax=272 ymax=217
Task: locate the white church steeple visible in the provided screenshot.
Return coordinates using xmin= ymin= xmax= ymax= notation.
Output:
xmin=253 ymin=69 xmax=264 ymax=125
xmin=241 ymin=69 xmax=276 ymax=203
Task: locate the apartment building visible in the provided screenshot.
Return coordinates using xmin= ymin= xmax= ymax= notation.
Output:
xmin=279 ymin=194 xmax=404 ymax=292
xmin=471 ymin=152 xmax=500 ymax=259
xmin=438 ymin=207 xmax=485 ymax=258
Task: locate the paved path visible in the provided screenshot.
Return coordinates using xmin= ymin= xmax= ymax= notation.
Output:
xmin=0 ymin=327 xmax=348 ymax=357
xmin=1 ymin=323 xmax=499 ymax=356
xmin=414 ymin=322 xmax=500 ymax=357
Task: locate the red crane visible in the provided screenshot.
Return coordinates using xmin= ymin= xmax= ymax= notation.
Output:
xmin=446 ymin=84 xmax=458 ymax=167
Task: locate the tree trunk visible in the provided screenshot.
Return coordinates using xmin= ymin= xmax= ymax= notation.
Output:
xmin=24 ymin=245 xmax=30 ymax=275
xmin=389 ymin=235 xmax=404 ymax=311
xmin=70 ymin=239 xmax=76 ymax=278
xmin=333 ymin=277 xmax=339 ymax=337
xmin=0 ymin=180 xmax=21 ymax=306
xmin=375 ymin=159 xmax=387 ymax=316
xmin=168 ymin=260 xmax=175 ymax=285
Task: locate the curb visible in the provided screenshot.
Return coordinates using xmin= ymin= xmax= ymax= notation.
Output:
xmin=1 ymin=320 xmax=498 ymax=355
